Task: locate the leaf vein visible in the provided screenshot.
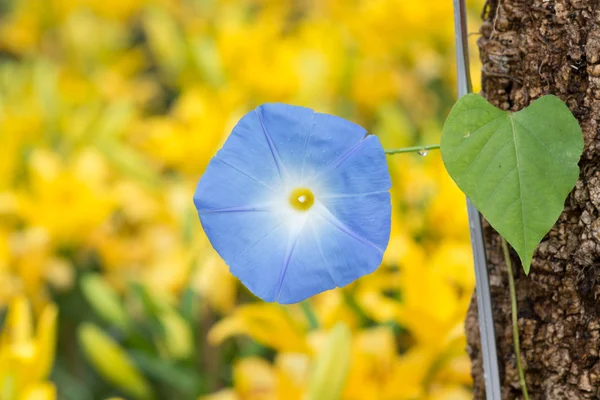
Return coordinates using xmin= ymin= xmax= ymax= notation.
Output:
xmin=483 ymin=165 xmax=517 ymax=205
xmin=513 ymin=117 xmax=566 ymax=164
xmin=454 ymin=115 xmax=507 ymax=154
xmin=498 ymin=194 xmax=522 ymax=226
xmin=510 ymin=116 xmax=527 ymax=252
xmin=461 ymin=121 xmax=507 ymax=173
xmin=479 ymin=138 xmax=515 ymax=180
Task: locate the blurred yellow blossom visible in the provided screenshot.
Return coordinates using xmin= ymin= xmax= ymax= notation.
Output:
xmin=1 ymin=228 xmax=73 ymax=309
xmin=208 ymin=303 xmax=309 ymax=353
xmin=0 ymin=296 xmax=57 ymax=400
xmin=136 ymin=86 xmax=246 ymax=174
xmin=17 ymin=149 xmax=114 ymax=244
xmin=199 ymin=389 xmax=238 ymax=400
xmin=233 ymin=358 xmax=277 ymax=400
xmin=399 ymin=261 xmax=467 ymax=346
xmin=191 ymin=252 xmax=238 ymax=314
xmin=311 ymin=291 xmax=361 ymax=330
xmin=19 ymin=383 xmax=57 ymax=400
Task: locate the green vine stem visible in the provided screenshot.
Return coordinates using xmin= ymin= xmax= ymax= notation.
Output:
xmin=502 ymin=238 xmax=530 ymax=400
xmin=384 ymin=144 xmax=440 ymax=155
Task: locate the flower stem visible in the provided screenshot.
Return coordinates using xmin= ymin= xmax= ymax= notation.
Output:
xmin=384 ymin=144 xmax=440 ymax=155
xmin=300 ymin=300 xmax=319 ymax=330
xmin=502 ymin=238 xmax=530 ymax=400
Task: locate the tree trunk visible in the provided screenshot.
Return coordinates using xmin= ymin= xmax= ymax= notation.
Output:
xmin=465 ymin=1 xmax=600 ymax=398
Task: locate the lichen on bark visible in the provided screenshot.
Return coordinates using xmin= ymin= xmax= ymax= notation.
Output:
xmin=466 ymin=0 xmax=600 ymax=398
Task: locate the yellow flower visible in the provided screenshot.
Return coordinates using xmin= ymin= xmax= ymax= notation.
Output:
xmin=82 ymin=0 xmax=147 ymax=20
xmin=351 ymin=61 xmax=402 ymax=111
xmin=198 ymin=389 xmax=239 ymax=400
xmin=137 ymin=87 xmax=240 ymax=175
xmin=428 ymin=240 xmax=475 ymax=297
xmin=215 ymin=5 xmax=299 ymax=99
xmin=434 ymin=353 xmax=473 ymax=387
xmin=233 ymin=358 xmax=277 ymax=400
xmin=274 ymin=353 xmax=309 ymax=400
xmin=2 ymin=228 xmax=72 ymax=309
xmin=424 ymin=385 xmax=473 ymax=400
xmin=191 ymin=252 xmax=238 ymax=314
xmin=384 ymin=346 xmax=438 ymax=399
xmin=425 ymin=158 xmax=471 ymax=242
xmin=310 ymin=291 xmax=361 ymax=330
xmin=341 ymin=326 xmax=396 ymax=400
xmin=398 ymin=261 xmax=464 ymax=346
xmin=208 ymin=303 xmax=309 ymax=353
xmin=205 ymin=353 xmax=310 ymax=400
xmin=17 ymin=149 xmax=115 ymax=244
xmin=92 ymin=221 xmax=193 ymax=297
xmin=354 ymin=267 xmax=404 ymax=323
xmin=19 ymin=383 xmax=57 ymax=400
xmin=0 ymin=296 xmax=58 ymax=400
xmin=355 ymin=232 xmax=423 ymax=324
xmin=0 ymin=3 xmax=43 ymax=54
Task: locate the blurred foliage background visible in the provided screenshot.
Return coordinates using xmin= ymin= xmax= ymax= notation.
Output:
xmin=0 ymin=0 xmax=485 ymax=399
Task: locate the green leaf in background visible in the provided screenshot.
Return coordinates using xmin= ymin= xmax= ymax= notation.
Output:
xmin=78 ymin=323 xmax=154 ymax=400
xmin=441 ymin=93 xmax=583 ymax=273
xmin=130 ymin=350 xmax=204 ymax=396
xmin=81 ymin=274 xmax=130 ymax=330
xmin=306 ymin=323 xmax=351 ymax=400
xmin=156 ymin=310 xmax=194 ymax=360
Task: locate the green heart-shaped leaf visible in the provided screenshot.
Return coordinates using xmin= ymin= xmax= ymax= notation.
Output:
xmin=441 ymin=94 xmax=583 ymax=273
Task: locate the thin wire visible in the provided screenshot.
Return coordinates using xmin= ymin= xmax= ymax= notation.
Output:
xmin=453 ymin=1 xmax=502 ymax=399
xmin=454 ymin=0 xmax=472 ymax=96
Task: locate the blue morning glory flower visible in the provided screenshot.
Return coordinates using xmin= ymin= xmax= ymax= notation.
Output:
xmin=194 ymin=103 xmax=391 ymax=304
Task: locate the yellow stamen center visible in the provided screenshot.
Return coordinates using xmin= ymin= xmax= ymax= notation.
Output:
xmin=289 ymin=188 xmax=314 ymax=211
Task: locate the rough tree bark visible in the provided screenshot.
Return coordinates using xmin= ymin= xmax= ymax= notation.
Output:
xmin=465 ymin=0 xmax=600 ymax=399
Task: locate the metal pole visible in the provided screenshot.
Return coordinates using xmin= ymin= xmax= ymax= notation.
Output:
xmin=452 ymin=1 xmax=502 ymax=399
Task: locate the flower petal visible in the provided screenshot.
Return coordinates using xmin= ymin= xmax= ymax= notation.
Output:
xmin=252 ymin=104 xmax=367 ymax=181
xmin=276 ymin=197 xmax=389 ymax=303
xmin=318 ymin=192 xmax=391 ymax=253
xmin=255 ymin=103 xmax=315 ymax=176
xmin=275 ymin=217 xmax=337 ymax=303
xmin=316 ymin=135 xmax=391 ymax=195
xmin=194 ymin=158 xmax=277 ymax=212
xmin=311 ymin=202 xmax=386 ymax=287
xmin=301 ymin=113 xmax=367 ymax=179
xmin=215 ymin=109 xmax=284 ymax=188
xmin=200 ymin=211 xmax=287 ymax=301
